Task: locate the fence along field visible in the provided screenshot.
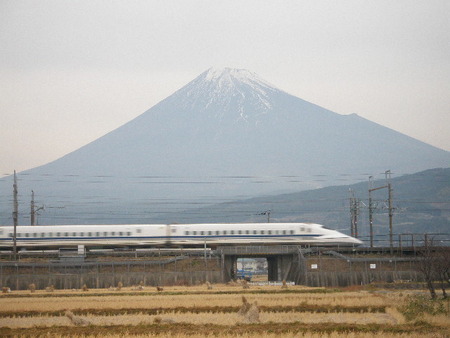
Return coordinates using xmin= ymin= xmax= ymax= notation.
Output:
xmin=0 ymin=283 xmax=449 ymax=337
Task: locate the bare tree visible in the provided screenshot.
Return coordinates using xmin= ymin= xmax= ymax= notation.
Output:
xmin=417 ymin=237 xmax=437 ymax=299
xmin=433 ymin=246 xmax=450 ymax=299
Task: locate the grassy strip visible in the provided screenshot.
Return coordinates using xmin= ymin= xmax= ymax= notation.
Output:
xmin=0 ymin=321 xmax=446 ymax=337
xmin=0 ymin=305 xmax=386 ymax=318
xmin=0 ymin=288 xmax=341 ymax=298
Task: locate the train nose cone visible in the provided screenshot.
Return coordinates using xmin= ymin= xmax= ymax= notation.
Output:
xmin=352 ymin=237 xmax=364 ymax=246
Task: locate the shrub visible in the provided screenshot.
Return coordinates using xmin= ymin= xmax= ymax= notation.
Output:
xmin=399 ymin=294 xmax=447 ymax=321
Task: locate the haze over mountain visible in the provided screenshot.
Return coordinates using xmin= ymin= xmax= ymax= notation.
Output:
xmin=1 ymin=68 xmax=449 ymax=225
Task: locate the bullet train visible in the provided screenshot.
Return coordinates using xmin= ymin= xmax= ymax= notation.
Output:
xmin=0 ymin=223 xmax=363 ymax=249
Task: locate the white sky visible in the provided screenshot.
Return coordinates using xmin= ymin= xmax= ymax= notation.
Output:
xmin=1 ymin=0 xmax=449 ymax=177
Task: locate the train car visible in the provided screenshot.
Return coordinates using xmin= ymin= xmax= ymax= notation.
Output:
xmin=0 ymin=223 xmax=363 ymax=250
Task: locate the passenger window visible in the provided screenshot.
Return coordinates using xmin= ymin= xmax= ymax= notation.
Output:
xmin=127 ymin=232 xmax=131 ymax=236
xmin=185 ymin=231 xmax=189 ymax=235
xmin=119 ymin=232 xmax=123 ymax=236
xmin=88 ymin=232 xmax=92 ymax=237
xmin=208 ymin=231 xmax=212 ymax=235
xmin=57 ymin=232 xmax=61 ymax=237
xmin=72 ymin=232 xmax=76 ymax=236
xmin=268 ymin=230 xmax=272 ymax=235
xmin=65 ymin=232 xmax=69 ymax=237
xmin=290 ymin=230 xmax=294 ymax=235
xmin=230 ymin=230 xmax=234 ymax=235
xmin=104 ymin=232 xmax=107 ymax=236
xmin=193 ymin=231 xmax=197 ymax=235
xmin=136 ymin=229 xmax=142 ymax=234
xmin=201 ymin=231 xmax=205 ymax=235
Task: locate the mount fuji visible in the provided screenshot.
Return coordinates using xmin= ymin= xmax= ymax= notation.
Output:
xmin=2 ymin=68 xmax=450 ymax=225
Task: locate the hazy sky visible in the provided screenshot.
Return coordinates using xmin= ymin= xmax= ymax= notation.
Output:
xmin=1 ymin=0 xmax=449 ymax=177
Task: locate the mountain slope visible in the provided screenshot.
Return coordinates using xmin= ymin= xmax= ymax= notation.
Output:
xmin=1 ymin=68 xmax=450 ymax=225
xmin=169 ymin=168 xmax=450 ymax=245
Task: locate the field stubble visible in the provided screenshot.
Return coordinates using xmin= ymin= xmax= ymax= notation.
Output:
xmin=0 ymin=284 xmax=448 ymax=337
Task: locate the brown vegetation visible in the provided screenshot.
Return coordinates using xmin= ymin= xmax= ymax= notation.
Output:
xmin=0 ymin=284 xmax=448 ymax=337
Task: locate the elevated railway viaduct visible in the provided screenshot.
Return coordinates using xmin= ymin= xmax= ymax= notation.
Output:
xmin=1 ymin=245 xmax=447 ymax=290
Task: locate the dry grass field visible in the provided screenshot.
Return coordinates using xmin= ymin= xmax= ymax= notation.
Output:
xmin=0 ymin=283 xmax=448 ymax=337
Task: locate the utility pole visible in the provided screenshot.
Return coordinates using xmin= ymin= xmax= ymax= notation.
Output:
xmin=368 ymin=170 xmax=394 ymax=252
xmin=368 ymin=176 xmax=374 ymax=247
xmin=386 ymin=170 xmax=394 ymax=255
xmin=13 ymin=170 xmax=18 ymax=260
xmin=349 ymin=189 xmax=359 ymax=238
xmin=31 ymin=190 xmax=35 ymax=226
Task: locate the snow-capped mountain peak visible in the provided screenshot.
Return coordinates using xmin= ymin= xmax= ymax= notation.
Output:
xmin=167 ymin=68 xmax=283 ymax=121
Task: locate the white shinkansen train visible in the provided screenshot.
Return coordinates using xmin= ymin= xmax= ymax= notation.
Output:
xmin=0 ymin=223 xmax=363 ymax=249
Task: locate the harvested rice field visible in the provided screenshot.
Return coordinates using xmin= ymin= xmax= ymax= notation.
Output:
xmin=0 ymin=283 xmax=448 ymax=337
